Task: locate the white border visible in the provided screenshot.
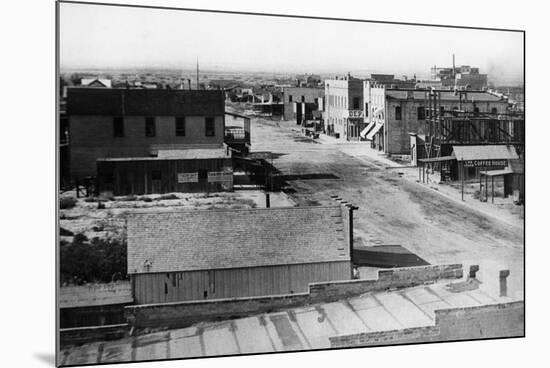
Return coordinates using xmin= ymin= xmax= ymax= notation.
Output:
xmin=2 ymin=0 xmax=547 ymax=367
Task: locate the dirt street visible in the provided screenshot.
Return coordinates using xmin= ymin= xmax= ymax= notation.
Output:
xmin=251 ymin=119 xmax=524 ymax=297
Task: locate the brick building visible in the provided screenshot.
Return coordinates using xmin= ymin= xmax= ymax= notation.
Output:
xmin=362 ymin=82 xmax=509 ymax=155
xmin=127 ymin=204 xmax=354 ymax=304
xmin=324 ymin=75 xmax=366 ymax=140
xmin=282 ymin=86 xmax=325 ymax=123
xmin=66 ymin=88 xmax=226 ymax=180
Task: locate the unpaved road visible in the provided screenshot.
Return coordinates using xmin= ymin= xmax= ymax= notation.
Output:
xmin=251 ymin=119 xmax=524 ymax=297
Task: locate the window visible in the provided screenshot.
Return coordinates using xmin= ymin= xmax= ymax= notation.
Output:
xmin=113 ymin=117 xmax=124 ymax=137
xmin=175 ymin=117 xmax=186 ymax=136
xmin=474 ymin=107 xmax=480 ymax=116
xmin=288 ymin=95 xmax=293 ymax=102
xmin=452 ymin=107 xmax=459 ymax=117
xmin=491 ymin=107 xmax=498 ymax=115
xmin=205 ymin=117 xmax=215 ymax=136
xmin=365 ymin=103 xmax=369 ymax=116
xmin=301 ymin=95 xmax=305 ymax=103
xmin=395 ymin=106 xmax=402 ymax=120
xmin=417 ymin=106 xmax=426 ymax=120
xmin=353 ymin=97 xmax=360 ymax=109
xmin=145 ymin=117 xmax=156 ymax=137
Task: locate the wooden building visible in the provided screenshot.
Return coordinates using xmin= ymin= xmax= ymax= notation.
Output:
xmin=127 ymin=204 xmax=354 ymax=304
xmin=96 ymin=147 xmax=233 ymax=195
xmin=66 ymin=88 xmax=225 ymax=180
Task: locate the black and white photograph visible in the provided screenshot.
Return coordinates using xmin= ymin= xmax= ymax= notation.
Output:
xmin=3 ymin=0 xmax=544 ymax=367
xmin=52 ymin=1 xmax=528 ymax=366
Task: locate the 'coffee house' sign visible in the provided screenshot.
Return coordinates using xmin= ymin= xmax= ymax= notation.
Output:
xmin=463 ymin=160 xmax=507 ymax=168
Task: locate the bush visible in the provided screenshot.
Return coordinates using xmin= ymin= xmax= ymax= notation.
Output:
xmin=84 ymin=197 xmax=97 ymax=203
xmin=119 ymin=195 xmax=138 ymax=202
xmin=139 ymin=196 xmax=153 ymax=202
xmin=60 ymin=197 xmax=78 ymax=209
xmin=60 ymin=236 xmax=128 ymax=285
xmin=59 ymin=227 xmax=74 ymax=236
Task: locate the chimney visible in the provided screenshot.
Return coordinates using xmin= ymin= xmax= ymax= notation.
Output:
xmin=499 ymin=270 xmax=510 ymax=297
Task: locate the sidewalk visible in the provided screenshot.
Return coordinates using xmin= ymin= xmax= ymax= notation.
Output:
xmin=337 ymin=144 xmax=524 ymax=231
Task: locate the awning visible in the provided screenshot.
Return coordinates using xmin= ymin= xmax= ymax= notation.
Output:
xmin=418 ymin=155 xmax=455 ymax=163
xmin=452 ymin=145 xmax=519 ymax=161
xmin=480 ymin=169 xmax=514 ymax=177
xmin=360 ymin=121 xmax=376 ymax=138
xmin=366 ymin=123 xmax=383 ymax=140
xmin=373 ymin=107 xmax=384 ymax=118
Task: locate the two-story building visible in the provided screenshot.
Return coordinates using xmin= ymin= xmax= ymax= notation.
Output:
xmin=324 ymin=75 xmax=366 ymax=141
xmin=66 ymin=88 xmax=232 ymax=194
xmin=362 ymin=82 xmax=510 ymax=155
xmin=282 ymin=86 xmax=325 ymax=124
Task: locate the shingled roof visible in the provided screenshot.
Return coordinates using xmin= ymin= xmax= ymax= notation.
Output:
xmin=127 ymin=205 xmax=350 ymax=274
xmin=66 ymin=87 xmax=225 ymax=116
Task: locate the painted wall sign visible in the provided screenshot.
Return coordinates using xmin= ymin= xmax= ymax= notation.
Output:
xmin=177 ymin=172 xmax=198 ymax=183
xmin=347 ymin=110 xmax=364 ymax=118
xmin=463 ymin=160 xmax=507 ymax=168
xmin=208 ymin=171 xmax=232 ymax=182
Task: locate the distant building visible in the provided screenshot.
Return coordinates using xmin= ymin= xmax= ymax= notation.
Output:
xmin=127 ymin=204 xmax=354 ymax=304
xmin=324 ymin=75 xmax=366 ymax=140
xmin=362 ymin=82 xmax=510 ymax=154
xmin=80 ymin=78 xmax=112 ymax=88
xmin=282 ymin=87 xmax=325 ymax=123
xmin=66 ymin=88 xmax=226 ymax=181
xmin=431 ymin=62 xmax=488 ymax=90
xmin=295 ymin=74 xmax=322 ymax=87
xmin=369 ymin=74 xmax=416 ymax=89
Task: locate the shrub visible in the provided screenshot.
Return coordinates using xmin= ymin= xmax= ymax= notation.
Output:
xmin=139 ymin=196 xmax=153 ymax=202
xmin=84 ymin=197 xmax=97 ymax=203
xmin=119 ymin=195 xmax=138 ymax=202
xmin=60 ymin=236 xmax=128 ymax=285
xmin=73 ymin=233 xmax=88 ymax=243
xmin=59 ymin=227 xmax=74 ymax=236
xmin=60 ymin=197 xmax=78 ymax=209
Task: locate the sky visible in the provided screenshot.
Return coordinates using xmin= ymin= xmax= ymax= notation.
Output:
xmin=59 ymin=2 xmax=524 ymax=82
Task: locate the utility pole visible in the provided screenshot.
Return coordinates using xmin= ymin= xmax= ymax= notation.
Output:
xmin=196 ymin=58 xmax=199 ymax=90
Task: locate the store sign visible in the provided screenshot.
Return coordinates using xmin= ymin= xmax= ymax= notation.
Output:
xmin=463 ymin=160 xmax=507 ymax=168
xmin=208 ymin=171 xmax=232 ymax=182
xmin=347 ymin=110 xmax=364 ymax=118
xmin=177 ymin=172 xmax=198 ymax=183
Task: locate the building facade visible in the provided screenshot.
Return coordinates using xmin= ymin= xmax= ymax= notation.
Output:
xmin=96 ymin=147 xmax=233 ymax=195
xmin=362 ymin=82 xmax=510 ymax=155
xmin=66 ymin=88 xmax=226 ymax=180
xmin=127 ymin=204 xmax=353 ymax=304
xmin=324 ymin=76 xmax=366 ymax=140
xmin=282 ymin=87 xmax=325 ymax=122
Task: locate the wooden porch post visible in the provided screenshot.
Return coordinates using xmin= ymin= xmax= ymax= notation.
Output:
xmin=491 ymin=176 xmax=495 ymax=203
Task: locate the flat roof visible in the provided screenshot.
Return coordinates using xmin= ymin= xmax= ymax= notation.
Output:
xmin=452 ymin=145 xmax=519 ymax=161
xmin=418 ymin=155 xmax=456 ymax=163
xmin=97 ymin=148 xmax=230 ymax=162
xmin=480 ymin=169 xmax=514 ymax=177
